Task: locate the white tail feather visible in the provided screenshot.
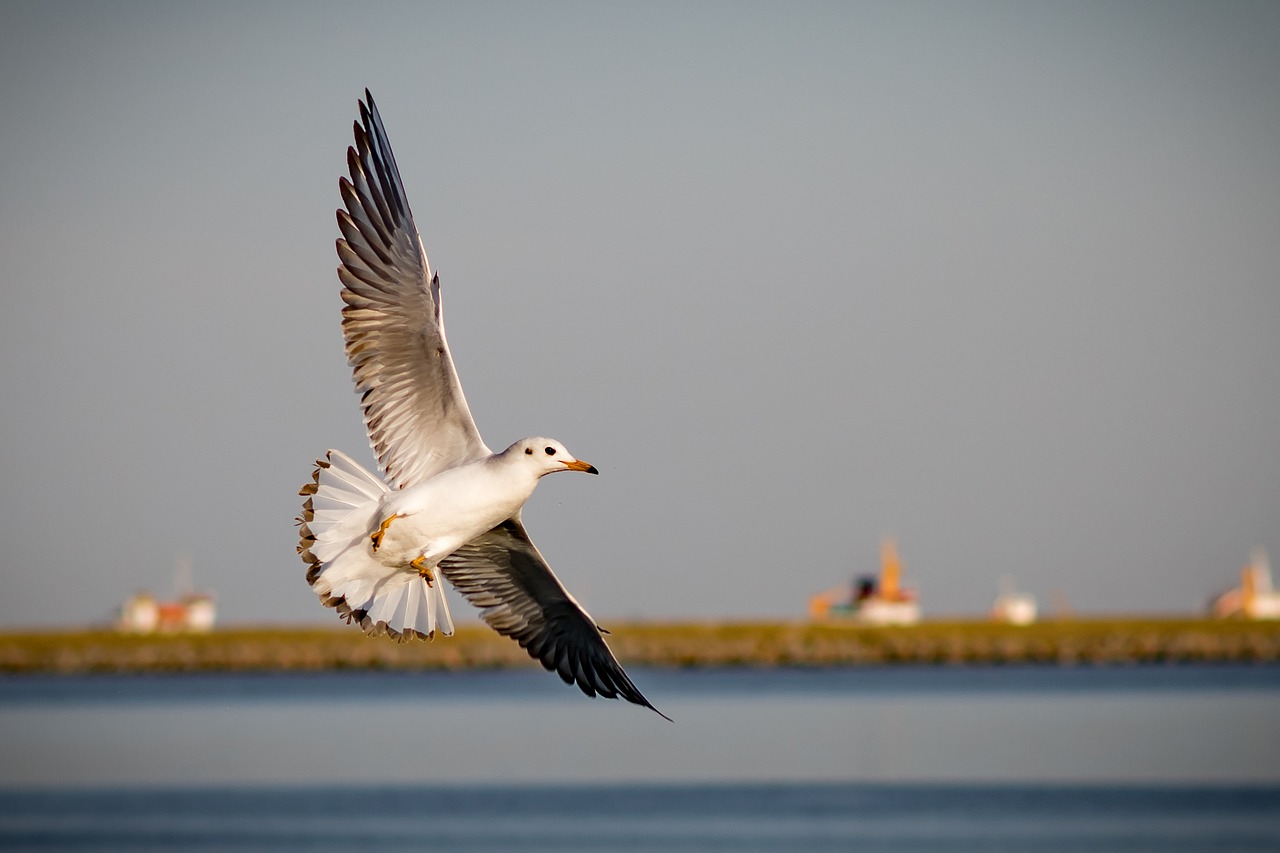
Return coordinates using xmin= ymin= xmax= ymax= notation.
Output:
xmin=301 ymin=450 xmax=453 ymax=640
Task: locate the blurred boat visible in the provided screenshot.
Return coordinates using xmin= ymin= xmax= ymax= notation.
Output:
xmin=991 ymin=576 xmax=1037 ymax=625
xmin=116 ymin=555 xmax=217 ymax=633
xmin=1209 ymin=548 xmax=1280 ymax=620
xmin=809 ymin=537 xmax=921 ymax=625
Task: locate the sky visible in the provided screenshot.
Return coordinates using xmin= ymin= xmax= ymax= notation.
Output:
xmin=1 ymin=0 xmax=1277 ymax=629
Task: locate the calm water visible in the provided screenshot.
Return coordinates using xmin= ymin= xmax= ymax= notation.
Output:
xmin=1 ymin=665 xmax=1277 ymax=851
xmin=2 ymin=782 xmax=1277 ymax=852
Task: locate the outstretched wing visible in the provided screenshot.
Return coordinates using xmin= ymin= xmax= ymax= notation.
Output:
xmin=439 ymin=517 xmax=669 ymax=720
xmin=337 ymin=90 xmax=489 ymax=489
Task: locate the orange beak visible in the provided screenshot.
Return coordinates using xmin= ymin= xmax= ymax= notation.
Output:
xmin=562 ymin=459 xmax=599 ymax=474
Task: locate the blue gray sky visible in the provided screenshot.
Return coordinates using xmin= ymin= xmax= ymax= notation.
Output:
xmin=1 ymin=1 xmax=1277 ymax=628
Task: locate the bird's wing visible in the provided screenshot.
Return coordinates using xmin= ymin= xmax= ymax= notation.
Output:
xmin=438 ymin=516 xmax=669 ymax=719
xmin=337 ymin=90 xmax=489 ymax=489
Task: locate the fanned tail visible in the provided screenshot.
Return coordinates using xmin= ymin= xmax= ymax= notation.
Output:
xmin=297 ymin=450 xmax=454 ymax=641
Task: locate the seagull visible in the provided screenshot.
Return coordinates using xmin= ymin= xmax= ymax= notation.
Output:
xmin=297 ymin=90 xmax=666 ymax=719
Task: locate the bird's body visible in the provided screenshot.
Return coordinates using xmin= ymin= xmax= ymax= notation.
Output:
xmin=297 ymin=90 xmax=665 ymax=718
xmin=373 ymin=459 xmax=526 ymax=569
xmin=373 ymin=439 xmax=585 ymax=569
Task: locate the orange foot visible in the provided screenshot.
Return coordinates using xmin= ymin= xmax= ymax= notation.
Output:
xmin=370 ymin=514 xmax=399 ymax=551
xmin=410 ymin=556 xmax=435 ymax=587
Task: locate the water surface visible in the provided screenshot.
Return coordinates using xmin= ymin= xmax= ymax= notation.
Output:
xmin=2 ymin=665 xmax=1276 ymax=787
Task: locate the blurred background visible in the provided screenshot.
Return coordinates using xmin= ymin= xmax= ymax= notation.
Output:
xmin=2 ymin=6 xmax=1279 ymax=850
xmin=2 ymin=0 xmax=1277 ymax=630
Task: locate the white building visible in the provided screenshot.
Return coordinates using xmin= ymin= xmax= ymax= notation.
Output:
xmin=1210 ymin=549 xmax=1280 ymax=620
xmin=117 ymin=592 xmax=160 ymax=633
xmin=991 ymin=592 xmax=1038 ymax=626
xmin=991 ymin=577 xmax=1037 ymax=625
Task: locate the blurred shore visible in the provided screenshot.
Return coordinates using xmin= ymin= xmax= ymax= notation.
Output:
xmin=1 ymin=617 xmax=1278 ymax=674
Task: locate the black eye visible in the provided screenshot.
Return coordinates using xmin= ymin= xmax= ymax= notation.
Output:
xmin=545 ymin=446 xmax=556 ymax=455
xmin=524 ymin=447 xmax=533 ymax=455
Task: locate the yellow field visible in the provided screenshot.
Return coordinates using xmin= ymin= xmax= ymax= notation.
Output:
xmin=1 ymin=616 xmax=1278 ymax=674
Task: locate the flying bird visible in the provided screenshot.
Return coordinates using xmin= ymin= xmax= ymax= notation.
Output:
xmin=297 ymin=90 xmax=666 ymax=719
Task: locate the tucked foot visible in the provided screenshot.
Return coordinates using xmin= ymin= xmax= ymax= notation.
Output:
xmin=371 ymin=514 xmax=399 ymax=552
xmin=410 ymin=556 xmax=435 ymax=587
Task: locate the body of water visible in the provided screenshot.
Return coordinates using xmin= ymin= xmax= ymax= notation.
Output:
xmin=1 ymin=665 xmax=1277 ymax=851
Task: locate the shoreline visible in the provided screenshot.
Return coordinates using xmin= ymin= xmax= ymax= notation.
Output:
xmin=2 ymin=617 xmax=1278 ymax=674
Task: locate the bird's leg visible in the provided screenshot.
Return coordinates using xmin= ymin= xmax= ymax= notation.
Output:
xmin=410 ymin=556 xmax=435 ymax=587
xmin=370 ymin=514 xmax=399 ymax=552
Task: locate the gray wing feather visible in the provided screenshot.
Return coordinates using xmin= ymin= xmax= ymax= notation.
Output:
xmin=337 ymin=90 xmax=489 ymax=488
xmin=439 ymin=517 xmax=669 ymax=719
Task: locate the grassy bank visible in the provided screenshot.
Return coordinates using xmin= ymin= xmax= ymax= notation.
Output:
xmin=2 ymin=617 xmax=1278 ymax=675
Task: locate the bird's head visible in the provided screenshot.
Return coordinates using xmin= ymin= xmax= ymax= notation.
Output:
xmin=509 ymin=437 xmax=598 ymax=477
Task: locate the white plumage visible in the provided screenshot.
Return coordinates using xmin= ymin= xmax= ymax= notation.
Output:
xmin=302 ymin=449 xmax=454 ymax=640
xmin=297 ymin=90 xmax=665 ymax=718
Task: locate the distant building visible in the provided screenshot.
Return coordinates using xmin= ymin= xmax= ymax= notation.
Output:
xmin=991 ymin=577 xmax=1037 ymax=625
xmin=1210 ymin=549 xmax=1280 ymax=620
xmin=809 ymin=537 xmax=921 ymax=625
xmin=183 ymin=595 xmax=217 ymax=631
xmin=117 ymin=591 xmax=216 ymax=633
xmin=118 ymin=592 xmax=159 ymax=633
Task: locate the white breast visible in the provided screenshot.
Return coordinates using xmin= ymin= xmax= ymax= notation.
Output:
xmin=373 ymin=457 xmax=535 ymax=566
